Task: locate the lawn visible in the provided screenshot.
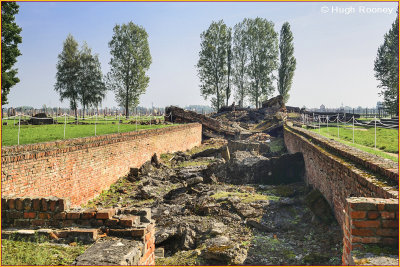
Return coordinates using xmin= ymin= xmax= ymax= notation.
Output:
xmin=1 ymin=238 xmax=88 ymax=265
xmin=309 ymin=125 xmax=398 ymax=162
xmin=1 ymin=122 xmax=174 ymax=146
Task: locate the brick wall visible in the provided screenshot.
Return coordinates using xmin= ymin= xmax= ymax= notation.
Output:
xmin=2 ymin=196 xmax=156 ymax=265
xmin=284 ymin=124 xmax=397 ymax=227
xmin=342 ymin=197 xmax=399 ymax=265
xmin=283 ymin=124 xmax=398 ymax=265
xmin=1 ymin=124 xmax=202 ymax=207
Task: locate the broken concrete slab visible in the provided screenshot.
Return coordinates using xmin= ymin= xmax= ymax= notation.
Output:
xmin=74 ymin=238 xmax=142 ymax=265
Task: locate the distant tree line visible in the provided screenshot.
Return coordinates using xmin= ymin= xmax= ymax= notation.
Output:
xmin=196 ymin=18 xmax=296 ymax=110
xmin=55 ymin=22 xmax=152 ymax=119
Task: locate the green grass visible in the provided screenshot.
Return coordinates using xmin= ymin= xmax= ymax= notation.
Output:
xmin=309 ymin=126 xmax=398 ymax=162
xmin=1 ymin=239 xmax=88 ymax=265
xmin=211 ymin=190 xmax=279 ymax=203
xmin=1 ymin=123 xmax=174 ymax=146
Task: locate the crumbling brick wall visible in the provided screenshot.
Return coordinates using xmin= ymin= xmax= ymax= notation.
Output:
xmin=1 ymin=196 xmax=156 ymax=265
xmin=1 ymin=124 xmax=202 ymax=207
xmin=283 ymin=124 xmax=398 ymax=265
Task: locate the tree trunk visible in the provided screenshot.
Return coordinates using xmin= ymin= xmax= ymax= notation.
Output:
xmin=125 ymin=88 xmax=129 ymax=119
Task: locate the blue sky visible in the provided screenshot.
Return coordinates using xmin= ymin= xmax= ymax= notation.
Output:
xmin=5 ymin=1 xmax=398 ymax=109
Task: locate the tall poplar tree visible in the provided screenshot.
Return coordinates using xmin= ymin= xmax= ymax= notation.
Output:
xmin=245 ymin=18 xmax=279 ymax=108
xmin=277 ymin=22 xmax=296 ymax=104
xmin=197 ymin=20 xmax=231 ymax=111
xmin=232 ymin=20 xmax=249 ymax=107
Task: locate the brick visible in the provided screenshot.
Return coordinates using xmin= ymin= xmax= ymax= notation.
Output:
xmin=382 ymin=238 xmax=398 ymax=246
xmin=119 ymin=216 xmax=140 ymax=227
xmin=96 ymin=209 xmax=115 ymax=220
xmin=351 ymin=228 xmax=375 ymax=236
xmin=23 ymin=212 xmax=36 ymax=219
xmin=105 ymin=218 xmax=119 ymax=227
xmin=14 ymin=219 xmax=30 ymax=227
xmin=57 ymin=199 xmax=69 ymax=212
xmin=32 ymin=199 xmax=41 ymax=211
xmin=361 ymin=237 xmax=380 ymax=244
xmin=49 ymin=220 xmax=61 ymax=228
xmin=61 ymin=220 xmax=74 ymax=227
xmin=377 ymin=203 xmax=385 ymax=211
xmin=8 ymin=199 xmax=15 ymax=210
xmin=7 ymin=210 xmax=23 ymax=219
xmin=38 ymin=212 xmax=51 ymax=220
xmin=367 ymin=211 xmax=380 ymax=219
xmin=81 ymin=210 xmax=96 ymax=220
xmin=15 ymin=198 xmax=24 ymax=210
xmin=350 ymin=203 xmax=376 ymax=211
xmin=53 ymin=212 xmax=66 ymax=220
xmin=49 ymin=200 xmax=57 ymax=212
xmin=381 ymin=211 xmax=396 ymax=219
xmin=66 ymin=212 xmax=81 ymax=220
xmin=350 ymin=211 xmax=366 ymax=219
xmin=23 ymin=198 xmax=32 ymax=210
xmin=382 ymin=220 xmax=398 ymax=228
xmin=41 ymin=199 xmax=48 ymax=211
xmin=31 ymin=219 xmax=46 ymax=227
xmin=353 ymin=220 xmax=380 ymax=228
xmin=376 ymin=228 xmax=398 ymax=237
xmin=131 ymin=228 xmax=145 ymax=237
xmin=384 ymin=203 xmax=398 ymax=212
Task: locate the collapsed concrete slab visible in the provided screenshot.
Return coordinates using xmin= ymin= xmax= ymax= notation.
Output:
xmin=74 ymin=238 xmax=143 ymax=265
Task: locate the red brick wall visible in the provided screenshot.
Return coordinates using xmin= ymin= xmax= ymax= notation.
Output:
xmin=1 ymin=196 xmax=155 ymax=265
xmin=284 ymin=124 xmax=398 ymax=265
xmin=1 ymin=124 xmax=202 ymax=207
xmin=342 ymin=197 xmax=399 ymax=265
xmin=284 ymin=125 xmax=397 ymax=227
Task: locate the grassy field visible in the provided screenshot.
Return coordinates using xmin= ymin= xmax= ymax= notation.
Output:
xmin=309 ymin=126 xmax=398 ymax=162
xmin=1 ymin=238 xmax=87 ymax=265
xmin=1 ymin=122 xmax=174 ymax=146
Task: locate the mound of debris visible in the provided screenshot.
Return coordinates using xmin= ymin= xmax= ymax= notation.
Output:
xmin=165 ymin=95 xmax=287 ymax=139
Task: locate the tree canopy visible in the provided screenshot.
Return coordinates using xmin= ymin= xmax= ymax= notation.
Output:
xmin=55 ymin=35 xmax=106 ymax=118
xmin=277 ymin=22 xmax=296 ymax=104
xmin=245 ymin=18 xmax=279 ymax=108
xmin=55 ymin=34 xmax=80 ymax=118
xmin=374 ymin=13 xmax=399 ymax=114
xmin=106 ymin=22 xmax=152 ymax=118
xmin=197 ymin=20 xmax=231 ymax=111
xmin=78 ymin=43 xmax=106 ymax=117
xmin=1 ymin=1 xmax=22 ymax=105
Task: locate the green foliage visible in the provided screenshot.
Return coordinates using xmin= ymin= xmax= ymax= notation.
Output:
xmin=107 ymin=22 xmax=152 ymax=118
xmin=277 ymin=22 xmax=296 ymax=104
xmin=245 ymin=18 xmax=279 ymax=108
xmin=232 ymin=20 xmax=249 ymax=106
xmin=1 ymin=1 xmax=22 ymax=105
xmin=197 ymin=20 xmax=231 ymax=111
xmin=1 ymin=239 xmax=87 ymax=265
xmin=55 ymin=34 xmax=81 ymax=117
xmin=374 ymin=13 xmax=399 ymax=114
xmin=78 ymin=43 xmax=107 ymax=117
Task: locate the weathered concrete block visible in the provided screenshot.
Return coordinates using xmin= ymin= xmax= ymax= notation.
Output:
xmin=74 ymin=238 xmax=142 ymax=265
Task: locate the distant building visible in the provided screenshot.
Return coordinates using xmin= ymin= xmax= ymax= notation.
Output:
xmin=320 ymin=104 xmax=326 ymax=112
xmin=376 ymin=101 xmax=384 ymax=109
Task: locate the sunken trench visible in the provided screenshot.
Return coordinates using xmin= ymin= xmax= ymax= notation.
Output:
xmin=85 ymin=134 xmax=343 ymax=265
